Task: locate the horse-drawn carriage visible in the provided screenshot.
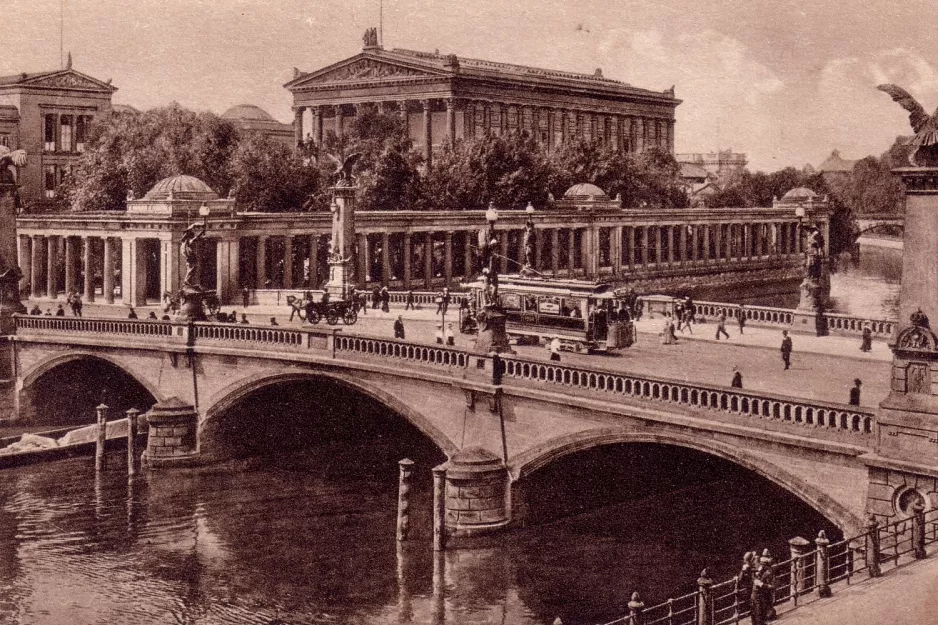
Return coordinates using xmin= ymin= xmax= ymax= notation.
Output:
xmin=286 ymin=292 xmax=358 ymax=325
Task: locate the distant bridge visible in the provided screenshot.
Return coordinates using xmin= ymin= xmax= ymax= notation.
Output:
xmin=855 ymin=216 xmax=904 ymax=237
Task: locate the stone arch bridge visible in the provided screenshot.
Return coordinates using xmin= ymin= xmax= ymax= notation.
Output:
xmin=11 ymin=315 xmax=930 ymax=538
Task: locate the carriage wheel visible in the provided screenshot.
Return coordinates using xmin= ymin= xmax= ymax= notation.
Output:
xmin=307 ymin=309 xmax=321 ymax=324
xmin=325 ymin=309 xmax=340 ymax=325
xmin=343 ymin=307 xmax=358 ymax=325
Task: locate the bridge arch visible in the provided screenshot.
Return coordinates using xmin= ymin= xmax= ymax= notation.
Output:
xmin=18 ymin=351 xmax=163 ymax=424
xmin=202 ymin=370 xmax=459 ymax=458
xmin=510 ymin=428 xmax=864 ymax=534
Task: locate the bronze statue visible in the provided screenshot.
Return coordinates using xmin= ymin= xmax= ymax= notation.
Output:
xmin=522 ymin=218 xmax=536 ymax=272
xmin=180 ymin=221 xmax=207 ymax=289
xmin=326 ymin=151 xmax=362 ymax=185
xmin=878 ymin=84 xmax=938 ymax=166
xmin=362 ymin=27 xmax=379 ymax=48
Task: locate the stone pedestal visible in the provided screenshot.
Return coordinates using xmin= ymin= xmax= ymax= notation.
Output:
xmin=473 ymin=305 xmax=513 ymax=355
xmin=175 ymin=286 xmax=211 ymax=322
xmin=143 ymin=397 xmax=200 ymax=468
xmin=323 ymin=183 xmax=359 ymax=300
xmin=443 ymin=447 xmax=510 ymax=537
xmin=865 ymin=168 xmax=938 ymax=520
xmin=791 ymin=261 xmax=830 ymax=336
xmin=0 ymin=184 xmax=24 ymax=335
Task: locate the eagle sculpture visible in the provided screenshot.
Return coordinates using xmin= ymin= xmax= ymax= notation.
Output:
xmin=0 ymin=145 xmax=27 ymax=184
xmin=878 ymin=84 xmax=938 ymax=166
xmin=326 ymin=151 xmax=362 ymax=185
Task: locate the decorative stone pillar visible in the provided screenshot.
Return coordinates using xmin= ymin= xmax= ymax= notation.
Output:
xmin=256 ymin=236 xmax=267 ymax=289
xmin=788 ymin=536 xmax=810 ymax=598
xmin=82 ymin=236 xmax=94 ymax=301
xmin=30 ymin=236 xmax=41 ymax=298
xmin=282 ymin=236 xmax=293 ymax=289
xmin=443 ymin=231 xmax=453 ymax=284
xmin=308 ymin=234 xmax=319 ymax=287
xmin=445 ymin=99 xmax=456 ymax=146
xmin=463 ymin=231 xmax=474 ymax=278
xmin=334 ymin=104 xmax=344 ymax=140
xmin=357 ymin=233 xmax=368 ymax=285
xmin=144 ymin=397 xmax=199 ymax=468
xmin=550 ymin=228 xmax=560 ymax=274
xmin=64 ymin=236 xmax=76 ymax=295
xmin=103 ymin=237 xmax=115 ymax=303
xmin=46 ymin=235 xmax=58 ymax=299
xmin=654 ymin=227 xmax=663 ymax=266
xmin=424 ymin=231 xmax=434 ymax=287
xmin=442 ymin=447 xmax=509 ymax=537
xmin=18 ymin=235 xmax=30 ymax=295
xmin=381 ymin=232 xmax=391 ymax=285
xmin=567 ymin=228 xmax=576 ymax=275
xmin=667 ymin=226 xmax=675 ymax=264
xmin=402 ymin=233 xmax=412 ymax=289
xmin=312 ymin=106 xmax=323 ymax=146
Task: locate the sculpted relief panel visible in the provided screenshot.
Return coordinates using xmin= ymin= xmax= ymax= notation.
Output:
xmin=309 ymin=59 xmax=429 ymax=83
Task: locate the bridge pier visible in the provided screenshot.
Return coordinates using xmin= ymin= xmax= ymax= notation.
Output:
xmin=442 ymin=447 xmax=510 ymax=538
xmin=143 ymin=397 xmax=200 ymax=468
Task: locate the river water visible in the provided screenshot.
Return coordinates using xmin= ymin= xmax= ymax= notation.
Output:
xmin=0 ymin=244 xmax=904 ymax=625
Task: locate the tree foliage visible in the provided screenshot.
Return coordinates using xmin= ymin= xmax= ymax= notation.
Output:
xmin=229 ymin=132 xmax=322 ymax=213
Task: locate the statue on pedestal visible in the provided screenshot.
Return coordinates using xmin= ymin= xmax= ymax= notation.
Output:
xmin=0 ymin=146 xmax=27 ymax=334
xmin=521 ymin=217 xmax=537 ymax=276
xmin=181 ymin=222 xmax=207 ymax=289
xmin=878 ymin=84 xmax=938 ymax=166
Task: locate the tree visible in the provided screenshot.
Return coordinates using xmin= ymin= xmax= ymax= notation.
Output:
xmin=228 ymin=132 xmax=323 ymax=213
xmin=61 ymin=105 xmax=239 ymax=212
xmin=621 ymin=147 xmax=688 ymax=208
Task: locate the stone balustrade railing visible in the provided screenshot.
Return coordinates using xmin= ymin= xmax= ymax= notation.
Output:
xmin=15 ymin=315 xmax=874 ymax=442
xmin=501 ymin=357 xmax=874 ymax=436
xmin=823 ymin=312 xmax=895 ymax=337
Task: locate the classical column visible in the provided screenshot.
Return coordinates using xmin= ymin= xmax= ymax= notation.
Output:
xmin=612 ymin=225 xmax=623 ymax=273
xmin=312 ymin=107 xmax=323 ymax=145
xmin=81 ymin=236 xmax=94 ymax=301
xmin=357 ymin=233 xmax=368 ymax=285
xmin=653 ymin=227 xmax=662 ymax=266
xmin=381 ymin=232 xmax=391 ymax=285
xmin=18 ymin=235 xmax=30 ymax=294
xmin=567 ymin=229 xmax=576 ymax=276
xmin=641 ymin=226 xmax=650 ymax=266
xmin=463 ymin=231 xmax=474 ymax=278
xmin=103 ymin=237 xmax=115 ymax=303
xmin=283 ymin=236 xmax=293 ymax=289
xmin=703 ymin=225 xmax=712 ymax=261
xmin=545 ymin=108 xmax=555 ymax=151
xmin=551 ymin=228 xmax=560 ymax=274
xmin=677 ymin=226 xmax=686 ymax=265
xmin=690 ymin=225 xmax=699 ymax=263
xmin=420 ymin=99 xmax=433 ymax=169
xmin=445 ymin=99 xmax=456 ymax=146
xmin=256 ymin=236 xmax=267 ymax=289
xmin=30 ymin=236 xmax=41 ymax=298
xmin=120 ymin=238 xmax=145 ymax=307
xmin=535 ymin=226 xmax=544 ymax=271
xmin=443 ymin=232 xmax=453 ymax=284
xmin=403 ymin=233 xmax=412 ymax=289
xmin=216 ymin=238 xmax=239 ymax=304
xmin=334 ymin=105 xmax=344 ymax=140
xmin=46 ymin=235 xmax=58 ymax=299
xmin=294 ymin=107 xmax=304 ymax=147
xmin=500 ymin=229 xmax=509 ymax=275
xmin=626 ymin=226 xmax=635 ymax=267
xmin=725 ymin=224 xmax=733 ymax=260
xmin=64 ymin=236 xmax=76 ymax=295
xmin=560 ymin=109 xmax=569 ymax=143
xmin=308 ymin=234 xmax=319 ymax=287
xmin=667 ymin=226 xmax=675 ymax=264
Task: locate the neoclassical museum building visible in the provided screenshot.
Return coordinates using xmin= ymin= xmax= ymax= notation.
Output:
xmin=286 ymin=33 xmax=680 ymax=166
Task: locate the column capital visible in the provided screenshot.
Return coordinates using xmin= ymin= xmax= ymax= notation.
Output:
xmin=419 ymin=98 xmax=433 ymax=111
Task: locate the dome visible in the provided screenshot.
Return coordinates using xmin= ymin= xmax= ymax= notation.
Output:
xmin=221 ymin=104 xmax=277 ymax=122
xmin=144 ymin=175 xmax=218 ymax=201
xmin=563 ymin=183 xmax=608 ymax=200
xmin=781 ymin=187 xmax=818 ymax=201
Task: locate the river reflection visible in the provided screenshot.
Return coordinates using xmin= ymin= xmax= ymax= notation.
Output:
xmin=0 ymin=440 xmax=838 ymax=625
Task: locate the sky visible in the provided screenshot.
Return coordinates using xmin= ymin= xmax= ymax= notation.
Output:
xmin=1 ymin=0 xmax=937 ymax=171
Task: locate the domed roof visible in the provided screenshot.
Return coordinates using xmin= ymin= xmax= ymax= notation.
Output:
xmin=221 ymin=104 xmax=276 ymax=122
xmin=144 ymin=175 xmax=218 ymax=201
xmin=781 ymin=187 xmax=818 ymax=201
xmin=563 ymin=183 xmax=608 ymax=200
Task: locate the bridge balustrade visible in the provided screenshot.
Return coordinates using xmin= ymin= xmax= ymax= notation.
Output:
xmin=693 ymin=300 xmax=794 ymax=326
xmin=15 ymin=315 xmax=177 ymax=339
xmin=501 ymin=357 xmax=874 ymax=436
xmin=822 ymin=313 xmax=895 ymax=337
xmin=334 ymin=335 xmax=469 ymax=368
xmin=193 ymin=323 xmax=306 ymax=348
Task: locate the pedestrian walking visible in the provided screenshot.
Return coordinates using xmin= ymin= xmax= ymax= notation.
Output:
xmin=127 ymin=307 xmax=138 ymax=319
xmin=29 ymin=304 xmax=41 ymax=315
xmin=405 ymin=289 xmax=415 ymax=310
xmin=662 ymin=314 xmax=677 ymax=345
xmin=393 ymin=315 xmax=405 ymax=339
xmin=380 ymin=286 xmax=390 ymax=313
xmin=435 ymin=324 xmax=444 ymax=344
xmin=715 ymin=311 xmax=730 ymax=340
xmin=269 ymin=317 xmax=278 ymax=326
xmin=737 ymin=305 xmax=746 ymax=335
xmin=240 ymin=313 xmax=250 ymax=324
xmin=780 ymin=330 xmax=793 ymax=370
xmin=242 ymin=287 xmax=250 ymax=308
xmin=731 ymin=367 xmax=743 ymax=388
xmin=549 ymin=336 xmax=562 ymax=361
xmin=860 ymin=324 xmax=872 ymax=352
xmin=750 ymin=556 xmax=775 ymax=625
xmin=685 ymin=297 xmax=696 ymax=326
xmin=849 ymin=379 xmax=862 ymax=406
xmin=633 ymin=296 xmax=644 ymax=321
xmin=445 ymin=323 xmax=455 ymax=346
xmin=675 ymin=301 xmax=685 ymax=332
xmin=55 ymin=304 xmax=65 ymax=317
xmin=372 ymin=285 xmax=381 ymax=309
xmin=147 ymin=311 xmax=157 ymax=320
xmin=73 ymin=294 xmax=83 ymax=318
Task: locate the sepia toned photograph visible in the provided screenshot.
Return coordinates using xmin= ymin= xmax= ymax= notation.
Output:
xmin=0 ymin=1 xmax=935 ymax=623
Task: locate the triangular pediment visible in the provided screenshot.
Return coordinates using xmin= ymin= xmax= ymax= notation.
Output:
xmin=22 ymin=69 xmax=116 ymax=93
xmin=287 ymin=54 xmax=447 ymax=89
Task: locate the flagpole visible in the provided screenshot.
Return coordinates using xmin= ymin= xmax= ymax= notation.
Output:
xmin=379 ymin=0 xmax=384 ymax=46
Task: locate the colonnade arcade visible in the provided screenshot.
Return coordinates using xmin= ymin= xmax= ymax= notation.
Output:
xmin=16 ymin=208 xmax=818 ymax=307
xmin=294 ymin=99 xmax=675 ymax=167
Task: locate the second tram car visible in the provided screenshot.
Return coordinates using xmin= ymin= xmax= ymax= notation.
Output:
xmin=465 ymin=276 xmax=635 ymax=352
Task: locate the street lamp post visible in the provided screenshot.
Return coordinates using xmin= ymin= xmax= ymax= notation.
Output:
xmin=473 ymin=203 xmax=512 ymax=355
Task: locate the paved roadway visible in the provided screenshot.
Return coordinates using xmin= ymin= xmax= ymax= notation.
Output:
xmin=32 ymin=299 xmax=894 ymax=409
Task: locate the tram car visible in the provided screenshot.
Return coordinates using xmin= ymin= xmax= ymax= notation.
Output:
xmin=465 ymin=276 xmax=635 ymax=353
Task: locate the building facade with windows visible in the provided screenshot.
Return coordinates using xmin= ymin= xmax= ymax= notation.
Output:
xmin=286 ymin=34 xmax=680 ymax=167
xmin=0 ymin=64 xmax=116 ymax=209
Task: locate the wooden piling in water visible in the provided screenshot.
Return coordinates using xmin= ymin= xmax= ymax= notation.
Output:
xmin=95 ymin=404 xmax=108 ymax=472
xmin=432 ymin=465 xmax=446 ymax=551
xmin=396 ymin=458 xmax=414 ymax=542
xmin=126 ymin=408 xmax=139 ymax=476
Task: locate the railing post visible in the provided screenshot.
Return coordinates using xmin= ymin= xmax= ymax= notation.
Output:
xmin=396 ymin=458 xmax=414 ymax=542
xmin=913 ymin=501 xmax=927 ymax=560
xmin=866 ymin=515 xmax=882 ymax=577
xmin=95 ymin=403 xmax=109 ymax=472
xmin=628 ymin=591 xmax=644 ymax=625
xmin=788 ymin=536 xmax=809 ymax=602
xmin=125 ymin=407 xmax=139 ymax=477
xmin=696 ymin=569 xmax=713 ymax=625
xmin=810 ymin=530 xmax=831 ymax=598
